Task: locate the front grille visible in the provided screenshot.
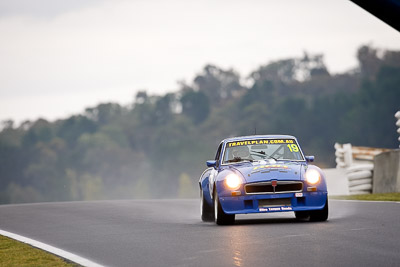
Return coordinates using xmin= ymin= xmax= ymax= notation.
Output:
xmin=258 ymin=198 xmax=291 ymax=207
xmin=245 ymin=181 xmax=303 ymax=194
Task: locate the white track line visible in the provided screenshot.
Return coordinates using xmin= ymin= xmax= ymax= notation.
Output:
xmin=0 ymin=229 xmax=104 ymax=267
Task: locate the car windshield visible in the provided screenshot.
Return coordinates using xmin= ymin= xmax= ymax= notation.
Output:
xmin=222 ymin=138 xmax=304 ymax=164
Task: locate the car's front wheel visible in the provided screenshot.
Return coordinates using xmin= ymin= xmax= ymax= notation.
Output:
xmin=309 ymin=199 xmax=329 ymax=222
xmin=214 ymin=190 xmax=235 ymax=225
xmin=200 ymin=189 xmax=214 ymax=222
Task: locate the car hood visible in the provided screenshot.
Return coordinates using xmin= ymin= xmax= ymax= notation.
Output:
xmin=229 ymin=162 xmax=304 ymax=183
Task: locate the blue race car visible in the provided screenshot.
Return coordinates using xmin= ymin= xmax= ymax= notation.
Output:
xmin=199 ymin=135 xmax=328 ymax=225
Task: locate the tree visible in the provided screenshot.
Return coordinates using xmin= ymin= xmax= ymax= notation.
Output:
xmin=180 ymin=90 xmax=210 ymax=124
xmin=56 ymin=115 xmax=97 ymax=146
xmin=22 ymin=119 xmax=54 ymax=147
xmin=85 ymin=103 xmax=123 ymax=125
xmin=357 ymin=45 xmax=381 ymax=80
xmin=193 ymin=64 xmax=245 ymax=104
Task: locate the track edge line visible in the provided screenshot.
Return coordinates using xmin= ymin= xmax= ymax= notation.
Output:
xmin=0 ymin=229 xmax=104 ymax=267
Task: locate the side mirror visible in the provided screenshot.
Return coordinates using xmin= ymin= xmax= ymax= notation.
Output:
xmin=305 ymin=156 xmax=315 ymax=162
xmin=206 ymin=160 xmax=217 ymax=168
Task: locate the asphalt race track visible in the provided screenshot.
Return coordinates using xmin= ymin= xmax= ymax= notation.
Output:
xmin=0 ymin=199 xmax=399 ymax=267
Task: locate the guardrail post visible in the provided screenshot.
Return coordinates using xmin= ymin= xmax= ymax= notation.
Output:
xmin=334 ymin=143 xmax=352 ymax=168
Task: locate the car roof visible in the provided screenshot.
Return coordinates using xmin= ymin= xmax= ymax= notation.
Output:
xmin=221 ymin=135 xmax=297 ymax=143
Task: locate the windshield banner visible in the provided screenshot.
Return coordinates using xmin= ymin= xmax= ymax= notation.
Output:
xmin=228 ymin=139 xmax=295 ymax=147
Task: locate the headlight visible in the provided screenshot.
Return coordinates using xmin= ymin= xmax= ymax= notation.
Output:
xmin=225 ymin=173 xmax=241 ymax=189
xmin=305 ymin=169 xmax=321 ymax=185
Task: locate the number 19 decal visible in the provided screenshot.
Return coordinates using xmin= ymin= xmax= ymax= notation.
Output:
xmin=287 ymin=144 xmax=299 ymax=152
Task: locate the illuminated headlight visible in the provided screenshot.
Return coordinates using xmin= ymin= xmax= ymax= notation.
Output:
xmin=305 ymin=169 xmax=321 ymax=185
xmin=225 ymin=173 xmax=241 ymax=190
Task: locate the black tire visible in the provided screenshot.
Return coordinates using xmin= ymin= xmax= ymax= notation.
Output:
xmin=200 ymin=189 xmax=214 ymax=222
xmin=309 ymin=199 xmax=329 ymax=222
xmin=214 ymin=190 xmax=235 ymax=225
xmin=294 ymin=211 xmax=309 ymax=220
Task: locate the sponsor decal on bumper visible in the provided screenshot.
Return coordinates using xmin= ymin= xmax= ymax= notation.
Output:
xmin=259 ymin=206 xmax=293 ymax=212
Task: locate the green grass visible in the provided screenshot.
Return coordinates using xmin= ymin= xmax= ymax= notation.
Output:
xmin=331 ymin=192 xmax=400 ymax=202
xmin=0 ymin=235 xmax=80 ymax=267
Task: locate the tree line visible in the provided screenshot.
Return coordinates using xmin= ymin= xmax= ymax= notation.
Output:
xmin=1 ymin=45 xmax=399 ymax=204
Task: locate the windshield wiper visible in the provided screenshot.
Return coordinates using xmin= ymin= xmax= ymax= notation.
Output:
xmin=251 ymin=151 xmax=277 ymax=161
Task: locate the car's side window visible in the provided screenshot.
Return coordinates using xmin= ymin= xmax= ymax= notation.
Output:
xmin=214 ymin=143 xmax=223 ymax=166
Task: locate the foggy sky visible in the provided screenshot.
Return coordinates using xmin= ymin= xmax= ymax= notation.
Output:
xmin=1 ymin=0 xmax=400 ymax=125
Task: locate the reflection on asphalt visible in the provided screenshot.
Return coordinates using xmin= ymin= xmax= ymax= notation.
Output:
xmin=229 ymin=227 xmax=244 ymax=267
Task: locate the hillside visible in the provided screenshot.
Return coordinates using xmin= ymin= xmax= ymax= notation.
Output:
xmin=1 ymin=45 xmax=399 ymax=203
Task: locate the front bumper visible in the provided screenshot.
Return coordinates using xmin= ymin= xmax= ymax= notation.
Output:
xmin=219 ymin=191 xmax=327 ymax=214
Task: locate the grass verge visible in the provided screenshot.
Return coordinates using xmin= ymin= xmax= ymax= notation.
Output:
xmin=330 ymin=192 xmax=400 ymax=202
xmin=0 ymin=235 xmax=80 ymax=267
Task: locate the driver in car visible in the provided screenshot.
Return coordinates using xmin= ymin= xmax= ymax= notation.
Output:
xmin=231 ymin=146 xmax=253 ymax=161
